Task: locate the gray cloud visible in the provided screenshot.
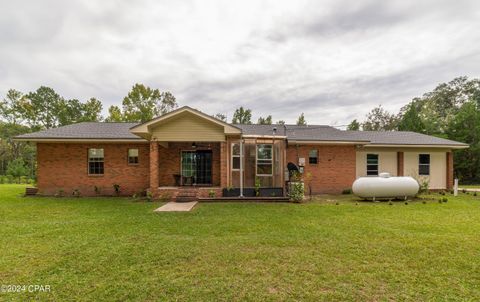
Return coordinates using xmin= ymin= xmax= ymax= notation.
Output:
xmin=0 ymin=0 xmax=479 ymax=125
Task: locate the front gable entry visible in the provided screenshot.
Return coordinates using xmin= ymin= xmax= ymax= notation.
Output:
xmin=130 ymin=106 xmax=241 ymax=141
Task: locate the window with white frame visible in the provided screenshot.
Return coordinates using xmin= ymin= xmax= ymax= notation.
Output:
xmin=366 ymin=154 xmax=378 ymax=176
xmin=88 ymin=148 xmax=104 ymax=175
xmin=309 ymin=149 xmax=318 ymax=164
xmin=256 ymin=144 xmax=273 ymax=176
xmin=231 ymin=143 xmax=240 ymax=171
xmin=419 ymin=154 xmax=430 ymax=175
xmin=128 ymin=148 xmax=139 ymax=164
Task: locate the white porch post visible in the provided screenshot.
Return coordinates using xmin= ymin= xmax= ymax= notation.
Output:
xmin=240 ymin=137 xmax=244 ymax=197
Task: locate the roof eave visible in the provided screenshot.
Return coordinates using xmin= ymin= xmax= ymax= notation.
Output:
xmin=13 ymin=137 xmax=148 ymax=143
xmin=288 ymin=139 xmax=370 ymax=145
xmin=365 ymin=143 xmax=469 ymax=149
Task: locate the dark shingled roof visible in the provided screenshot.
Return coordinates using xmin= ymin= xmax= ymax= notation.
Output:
xmin=15 ymin=122 xmax=143 ymax=140
xmin=15 ymin=121 xmax=468 ymax=147
xmin=233 ymin=124 xmax=287 ymax=136
xmin=285 ymin=125 xmax=369 ymax=142
xmin=343 ymin=130 xmax=467 ymax=146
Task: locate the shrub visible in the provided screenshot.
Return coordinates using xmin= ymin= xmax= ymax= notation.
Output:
xmin=94 ymin=186 xmax=101 ymax=195
xmin=341 ymin=188 xmax=352 ymax=195
xmin=289 ymin=182 xmax=304 ymax=203
xmin=158 ymin=193 xmax=171 ymax=202
xmin=6 ymin=175 xmax=14 ymax=184
xmin=462 ymin=189 xmax=467 ymax=194
xmin=254 ymin=177 xmax=261 ymax=197
xmin=0 ymin=176 xmax=4 ymax=184
xmin=55 ymin=189 xmax=65 ymax=197
xmin=442 ymin=197 xmax=448 ymax=203
xmin=113 ymin=184 xmax=120 ymax=195
xmin=72 ymin=189 xmax=80 ymax=197
xmin=418 ymin=179 xmax=429 ymax=194
xmin=208 ymin=190 xmax=216 ymax=198
xmin=474 ymin=192 xmax=477 ymax=197
xmin=146 ymin=191 xmax=154 ymax=202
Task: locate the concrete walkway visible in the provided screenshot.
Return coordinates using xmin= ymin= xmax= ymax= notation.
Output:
xmin=154 ymin=201 xmax=198 ymax=212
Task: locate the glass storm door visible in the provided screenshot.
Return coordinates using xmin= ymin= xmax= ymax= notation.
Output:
xmin=181 ymin=151 xmax=212 ymax=185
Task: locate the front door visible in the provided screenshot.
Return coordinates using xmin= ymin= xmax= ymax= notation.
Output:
xmin=181 ymin=150 xmax=212 ymax=185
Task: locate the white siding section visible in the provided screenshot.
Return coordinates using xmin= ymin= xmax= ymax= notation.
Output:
xmin=356 ymin=150 xmax=397 ymax=178
xmin=404 ymin=151 xmax=446 ymax=189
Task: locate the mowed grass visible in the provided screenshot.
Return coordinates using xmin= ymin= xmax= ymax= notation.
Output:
xmin=1 ymin=185 xmax=480 ymax=301
xmin=460 ymin=184 xmax=480 ymax=189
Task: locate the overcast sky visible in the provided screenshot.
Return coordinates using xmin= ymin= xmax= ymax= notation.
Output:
xmin=1 ymin=0 xmax=479 ymax=126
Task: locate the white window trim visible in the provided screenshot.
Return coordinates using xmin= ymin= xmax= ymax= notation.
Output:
xmin=256 ymin=144 xmax=273 ymax=177
xmin=231 ymin=143 xmax=241 ymax=171
xmin=128 ymin=148 xmax=139 ymax=165
xmin=366 ymin=153 xmax=379 ymax=176
xmin=418 ymin=154 xmax=430 ymax=176
xmin=88 ymin=148 xmax=105 ymax=175
xmin=309 ymin=149 xmax=318 ymax=164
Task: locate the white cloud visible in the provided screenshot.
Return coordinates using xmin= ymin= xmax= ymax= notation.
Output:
xmin=0 ymin=0 xmax=479 ymax=125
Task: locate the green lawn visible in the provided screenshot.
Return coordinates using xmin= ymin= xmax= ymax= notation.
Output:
xmin=460 ymin=184 xmax=480 ymax=189
xmin=1 ymin=185 xmax=480 ymax=301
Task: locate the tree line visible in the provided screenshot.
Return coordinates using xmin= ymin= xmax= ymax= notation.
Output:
xmin=0 ymin=82 xmax=307 ymax=181
xmin=1 ymin=77 xmax=478 ymax=183
xmin=347 ymin=76 xmax=480 ymax=183
xmin=227 ymin=107 xmax=306 ymax=126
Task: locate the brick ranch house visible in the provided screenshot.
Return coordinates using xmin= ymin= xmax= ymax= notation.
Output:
xmin=15 ymin=106 xmax=468 ymax=199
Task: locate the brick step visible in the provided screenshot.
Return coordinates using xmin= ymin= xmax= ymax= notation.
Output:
xmin=176 ymin=196 xmax=197 ymax=202
xmin=178 ymin=189 xmax=198 ymax=193
xmin=25 ymin=187 xmax=38 ymax=196
xmin=177 ymin=192 xmax=197 ymax=196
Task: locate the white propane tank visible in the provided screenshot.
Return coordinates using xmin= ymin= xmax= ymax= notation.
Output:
xmin=352 ymin=172 xmax=419 ymax=200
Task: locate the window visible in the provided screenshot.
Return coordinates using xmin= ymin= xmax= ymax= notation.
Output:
xmin=366 ymin=154 xmax=378 ymax=176
xmin=309 ymin=149 xmax=318 ymax=164
xmin=128 ymin=148 xmax=139 ymax=164
xmin=256 ymin=144 xmax=273 ymax=176
xmin=231 ymin=143 xmax=240 ymax=171
xmin=419 ymin=154 xmax=430 ymax=175
xmin=88 ymin=148 xmax=104 ymax=175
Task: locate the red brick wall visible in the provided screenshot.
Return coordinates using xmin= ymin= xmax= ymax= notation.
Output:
xmin=149 ymin=141 xmax=159 ymax=195
xmin=286 ymin=144 xmax=356 ymax=194
xmin=446 ymin=151 xmax=454 ymax=190
xmin=397 ymin=152 xmax=404 ymax=176
xmin=157 ymin=142 xmax=221 ymax=186
xmin=37 ymin=143 xmax=150 ymax=196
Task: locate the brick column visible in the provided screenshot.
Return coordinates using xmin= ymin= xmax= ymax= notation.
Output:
xmin=446 ymin=151 xmax=454 ymax=190
xmin=219 ymin=141 xmax=227 ymax=188
xmin=149 ymin=141 xmax=159 ymax=196
xmin=397 ymin=152 xmax=404 ymax=176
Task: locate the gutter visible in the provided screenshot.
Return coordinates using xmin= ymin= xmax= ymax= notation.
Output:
xmin=12 ymin=137 xmax=148 ymax=143
xmin=364 ymin=144 xmax=469 ymax=149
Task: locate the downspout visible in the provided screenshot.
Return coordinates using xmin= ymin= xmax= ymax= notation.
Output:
xmin=239 ymin=136 xmax=244 ymax=198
